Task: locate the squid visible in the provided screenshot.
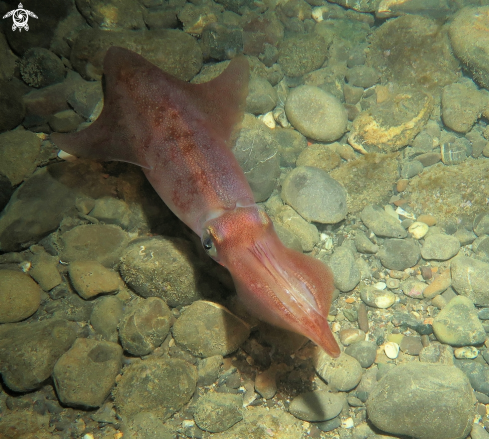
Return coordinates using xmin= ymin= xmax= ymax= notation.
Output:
xmin=51 ymin=47 xmax=340 ymax=357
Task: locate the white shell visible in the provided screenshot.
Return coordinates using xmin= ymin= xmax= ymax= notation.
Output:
xmin=312 ymin=6 xmax=328 ymax=22
xmin=57 ymin=150 xmax=78 ymax=161
xmin=259 ymin=111 xmax=276 ymax=129
xmin=384 ymin=341 xmax=400 ymax=359
xmin=408 ymin=221 xmax=429 ymax=239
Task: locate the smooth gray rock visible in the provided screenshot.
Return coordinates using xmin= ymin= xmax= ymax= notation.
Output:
xmin=455 ymin=359 xmax=489 ymax=396
xmin=360 ymin=205 xmax=407 ymax=238
xmin=329 ymin=246 xmax=361 ymax=292
xmin=421 ymin=234 xmax=460 ymax=260
xmin=432 ymin=296 xmax=486 ymax=346
xmin=314 ymin=352 xmax=363 ymax=392
xmin=366 ymin=363 xmax=475 ymax=439
xmin=451 ymin=256 xmax=489 ymax=306
xmin=281 ymin=166 xmax=347 ymax=224
xmin=278 ymin=34 xmax=329 ymax=78
xmin=345 ymin=341 xmax=377 ymax=368
xmin=378 ymin=238 xmax=421 ymax=270
xmin=0 ymin=127 xmax=41 ymax=186
xmin=285 ymin=85 xmax=347 ymax=142
xmin=0 ymin=270 xmax=41 ymax=323
xmin=246 ymin=76 xmax=277 ymax=115
xmin=289 ymin=390 xmax=344 ymax=422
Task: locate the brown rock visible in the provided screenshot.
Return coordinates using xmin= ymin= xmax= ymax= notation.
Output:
xmin=0 ymin=270 xmax=41 ymax=323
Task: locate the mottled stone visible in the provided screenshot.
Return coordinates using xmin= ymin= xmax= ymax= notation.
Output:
xmin=53 ymin=338 xmax=122 ymax=408
xmin=0 ymin=319 xmax=78 ymax=392
xmin=114 ymin=358 xmax=197 ymax=420
xmin=173 ymin=301 xmax=250 ymax=357
xmin=366 ymin=363 xmax=475 ymax=439
xmin=281 ymin=166 xmax=347 ymax=224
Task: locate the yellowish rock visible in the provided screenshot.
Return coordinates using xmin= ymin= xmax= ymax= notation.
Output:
xmin=69 ymin=260 xmax=122 ymax=299
xmin=348 ymin=91 xmax=433 ymax=154
xmin=0 ymin=270 xmax=41 ymax=323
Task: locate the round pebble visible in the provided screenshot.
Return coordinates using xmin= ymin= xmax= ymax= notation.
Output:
xmin=314 ymin=352 xmax=363 ymax=392
xmin=119 ymin=297 xmax=172 ymax=356
xmin=285 ymin=85 xmax=348 ymax=142
xmin=281 ymin=166 xmax=347 ymax=224
xmin=421 ymin=234 xmax=460 ymax=261
xmin=0 ymin=270 xmax=41 ymax=323
xmin=289 ymin=390 xmax=344 ymax=422
xmin=345 ymin=341 xmax=377 ymax=368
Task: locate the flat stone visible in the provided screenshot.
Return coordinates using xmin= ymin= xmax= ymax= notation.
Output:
xmin=314 ymin=352 xmax=363 ymax=392
xmin=211 ymin=407 xmax=302 ymax=439
xmin=193 ymin=393 xmax=243 ymax=433
xmin=0 ymin=127 xmax=41 ymax=186
xmin=449 ymin=7 xmax=489 ymax=89
xmin=281 ymin=166 xmax=347 ymax=224
xmin=451 ymin=256 xmax=489 ymax=306
xmin=0 ymin=161 xmax=115 ymax=252
xmin=53 ymin=338 xmax=122 ymax=408
xmin=345 ymin=341 xmax=377 ymax=368
xmin=441 ymin=83 xmax=486 ymax=133
xmin=233 ymin=114 xmax=280 ymax=202
xmin=114 ymin=358 xmax=197 ymax=421
xmin=378 ymin=238 xmax=421 ymax=271
xmin=329 ymin=246 xmax=361 ymax=292
xmin=285 ymin=85 xmax=347 ymax=142
xmin=68 ymin=260 xmax=121 ymax=299
xmin=90 ymin=295 xmax=124 ymax=343
xmin=360 ymin=205 xmax=407 ymax=238
xmin=278 ymin=34 xmax=329 ymax=78
xmin=173 ymin=301 xmax=250 ymax=358
xmin=366 ymin=362 xmax=475 ymax=439
xmin=119 ymin=297 xmax=171 ymax=356
xmin=59 ymin=224 xmax=129 ymax=269
xmin=432 ymin=296 xmax=486 ymax=346
xmin=289 ymin=390 xmax=344 ymax=422
xmin=421 ymin=233 xmax=460 ymax=260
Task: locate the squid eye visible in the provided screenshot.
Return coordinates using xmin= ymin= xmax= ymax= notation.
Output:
xmin=202 ymin=230 xmax=218 ymax=259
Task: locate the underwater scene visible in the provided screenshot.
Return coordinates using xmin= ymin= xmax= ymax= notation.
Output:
xmin=1 ymin=0 xmax=489 ymax=437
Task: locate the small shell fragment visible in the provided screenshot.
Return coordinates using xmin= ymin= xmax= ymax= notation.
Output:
xmin=259 ymin=111 xmax=276 ymax=129
xmin=409 ymin=221 xmax=429 ymax=239
xmin=384 ymin=341 xmax=400 ymax=359
xmin=312 ymin=6 xmax=328 ymax=22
